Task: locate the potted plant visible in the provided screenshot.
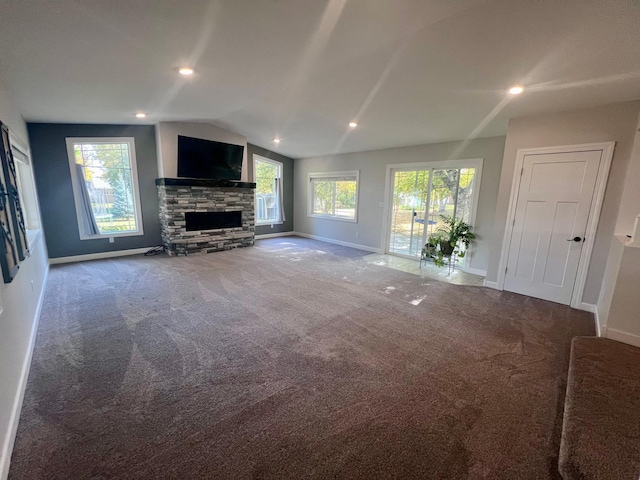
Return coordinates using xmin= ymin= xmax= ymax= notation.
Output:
xmin=421 ymin=235 xmax=439 ymax=263
xmin=423 ymin=215 xmax=476 ymax=268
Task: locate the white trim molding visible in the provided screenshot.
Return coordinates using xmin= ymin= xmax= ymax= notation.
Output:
xmin=496 ymin=142 xmax=615 ymax=309
xmin=605 ymin=328 xmax=640 ymax=348
xmin=483 ymin=280 xmax=500 ymax=289
xmin=65 ymin=137 xmax=145 ymax=240
xmin=307 ymin=170 xmax=360 ymax=223
xmin=595 ymin=315 xmax=607 ymax=338
xmin=254 ymin=231 xmax=295 ymax=240
xmin=49 ymin=247 xmax=156 ymax=265
xmin=577 ymin=302 xmax=597 ymax=313
xmin=293 ymin=232 xmax=381 ymax=253
xmin=464 ymin=266 xmax=487 ymax=277
xmin=0 ymin=266 xmax=49 ymax=480
xmin=253 ymin=154 xmax=284 ymax=226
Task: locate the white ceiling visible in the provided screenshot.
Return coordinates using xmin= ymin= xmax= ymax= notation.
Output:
xmin=0 ymin=0 xmax=639 ymax=159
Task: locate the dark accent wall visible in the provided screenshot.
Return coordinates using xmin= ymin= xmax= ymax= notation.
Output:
xmin=246 ymin=143 xmax=295 ymax=235
xmin=27 ymin=123 xmax=162 ymax=258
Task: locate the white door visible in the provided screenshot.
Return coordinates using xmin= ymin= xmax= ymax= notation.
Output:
xmin=504 ymin=150 xmax=602 ymax=305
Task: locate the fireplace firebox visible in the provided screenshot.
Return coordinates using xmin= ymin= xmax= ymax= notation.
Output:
xmin=185 ymin=211 xmax=242 ymax=231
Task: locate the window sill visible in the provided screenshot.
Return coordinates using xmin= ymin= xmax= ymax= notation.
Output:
xmin=307 ymin=214 xmax=357 ymax=223
xmin=256 ymin=221 xmax=284 ymax=226
xmin=80 ymin=230 xmax=145 ymax=241
xmin=26 ymin=228 xmax=42 ymax=251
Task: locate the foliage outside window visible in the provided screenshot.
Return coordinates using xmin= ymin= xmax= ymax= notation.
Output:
xmin=66 ymin=138 xmax=143 ymax=239
xmin=254 ymin=156 xmax=283 ymax=224
xmin=308 ymin=171 xmax=359 ymax=222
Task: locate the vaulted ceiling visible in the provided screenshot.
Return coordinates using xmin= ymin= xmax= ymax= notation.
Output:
xmin=0 ymin=0 xmax=639 ymax=158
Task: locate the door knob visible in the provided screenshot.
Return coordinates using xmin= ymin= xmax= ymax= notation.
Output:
xmin=566 ymin=236 xmax=583 ymax=242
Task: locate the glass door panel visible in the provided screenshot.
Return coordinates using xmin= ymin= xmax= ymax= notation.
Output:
xmin=455 ymin=167 xmax=476 ymax=223
xmin=388 ymin=170 xmax=430 ymax=257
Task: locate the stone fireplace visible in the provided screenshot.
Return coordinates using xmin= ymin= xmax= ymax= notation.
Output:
xmin=156 ymin=178 xmax=256 ymax=256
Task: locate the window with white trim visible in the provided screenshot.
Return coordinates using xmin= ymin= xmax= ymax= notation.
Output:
xmin=308 ymin=171 xmax=359 ymax=222
xmin=11 ymin=135 xmax=40 ymax=233
xmin=254 ymin=155 xmax=284 ymax=225
xmin=66 ymin=137 xmax=144 ymax=239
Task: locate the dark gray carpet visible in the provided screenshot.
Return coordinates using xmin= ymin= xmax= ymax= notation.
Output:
xmin=559 ymin=337 xmax=640 ymax=480
xmin=10 ymin=236 xmax=594 ymax=479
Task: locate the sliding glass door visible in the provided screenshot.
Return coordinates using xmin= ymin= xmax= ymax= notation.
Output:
xmin=387 ymin=163 xmax=480 ymax=260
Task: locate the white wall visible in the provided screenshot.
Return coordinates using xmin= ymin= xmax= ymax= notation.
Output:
xmin=616 ymin=114 xmax=640 ymax=236
xmin=155 ymin=121 xmax=248 ymax=181
xmin=294 ymin=136 xmax=505 ymax=274
xmin=595 ymin=112 xmax=640 ymax=346
xmin=0 ymin=82 xmax=48 ymax=480
xmin=596 ymin=235 xmax=640 ymax=347
xmin=486 ymin=100 xmax=640 ymax=304
xmin=596 ymin=235 xmax=626 ymax=332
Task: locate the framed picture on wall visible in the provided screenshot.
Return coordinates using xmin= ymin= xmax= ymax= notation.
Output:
xmin=0 ymin=121 xmax=26 ymax=283
xmin=0 ymin=123 xmax=29 ymax=261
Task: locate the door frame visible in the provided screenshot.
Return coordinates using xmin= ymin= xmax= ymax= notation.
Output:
xmin=381 ymin=158 xmax=484 ymax=270
xmin=496 ymin=142 xmax=615 ymax=308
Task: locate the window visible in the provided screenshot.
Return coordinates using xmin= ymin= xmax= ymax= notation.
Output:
xmin=66 ymin=138 xmax=144 ymax=239
xmin=308 ymin=171 xmax=359 ymax=222
xmin=11 ymin=133 xmax=41 ymax=247
xmin=254 ymin=155 xmax=284 ymax=225
xmin=11 ymin=138 xmax=39 ymax=229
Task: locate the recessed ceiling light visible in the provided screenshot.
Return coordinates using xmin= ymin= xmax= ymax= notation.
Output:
xmin=178 ymin=67 xmax=195 ymax=76
xmin=508 ymin=85 xmax=525 ymax=95
xmin=135 ymin=112 xmax=146 ymax=118
xmin=349 ymin=122 xmax=358 ymax=128
xmin=273 ymin=138 xmax=281 ymax=143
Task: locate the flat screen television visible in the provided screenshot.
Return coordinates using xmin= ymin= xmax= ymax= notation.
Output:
xmin=177 ymin=135 xmax=244 ymax=180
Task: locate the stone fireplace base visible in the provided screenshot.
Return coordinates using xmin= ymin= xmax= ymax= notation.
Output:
xmin=156 ymin=178 xmax=256 ymax=256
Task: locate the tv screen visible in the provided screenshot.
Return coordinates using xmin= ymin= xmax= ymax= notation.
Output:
xmin=177 ymin=135 xmax=244 ymax=180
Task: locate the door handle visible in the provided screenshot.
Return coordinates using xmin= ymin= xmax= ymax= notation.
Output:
xmin=566 ymin=236 xmax=583 ymax=242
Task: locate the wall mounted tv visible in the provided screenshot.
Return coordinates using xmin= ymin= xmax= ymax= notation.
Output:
xmin=177 ymin=135 xmax=244 ymax=180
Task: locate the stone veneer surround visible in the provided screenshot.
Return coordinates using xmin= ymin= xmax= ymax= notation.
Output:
xmin=156 ymin=178 xmax=256 ymax=256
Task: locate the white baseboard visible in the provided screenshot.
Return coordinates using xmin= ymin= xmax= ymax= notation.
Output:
xmin=576 ymin=302 xmax=599 ymax=335
xmin=292 ymin=232 xmax=382 ymax=253
xmin=483 ymin=280 xmax=500 ymax=289
xmin=577 ymin=302 xmax=596 ymax=313
xmin=464 ymin=267 xmax=487 ymax=277
xmin=0 ymin=266 xmax=49 ymax=480
xmin=598 ymin=322 xmax=607 ymax=337
xmin=605 ymin=328 xmax=640 ymax=348
xmin=594 ymin=306 xmax=603 ymax=336
xmin=254 ymin=231 xmax=295 ymax=240
xmin=49 ymin=247 xmax=157 ymax=265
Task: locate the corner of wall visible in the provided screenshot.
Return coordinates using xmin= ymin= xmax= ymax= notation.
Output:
xmin=154 ymin=123 xmax=164 ymax=178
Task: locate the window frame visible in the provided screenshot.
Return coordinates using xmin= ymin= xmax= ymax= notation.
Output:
xmin=253 ymin=154 xmax=284 ymax=226
xmin=307 ymin=170 xmax=360 ymax=223
xmin=65 ymin=137 xmax=144 ymax=240
xmin=10 ymin=131 xmax=41 ymax=250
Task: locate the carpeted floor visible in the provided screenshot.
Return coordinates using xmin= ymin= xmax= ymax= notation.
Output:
xmin=559 ymin=337 xmax=640 ymax=480
xmin=9 ymin=237 xmax=594 ymax=479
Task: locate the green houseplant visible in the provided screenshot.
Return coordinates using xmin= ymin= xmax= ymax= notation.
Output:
xmin=422 ymin=215 xmax=476 ymax=267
